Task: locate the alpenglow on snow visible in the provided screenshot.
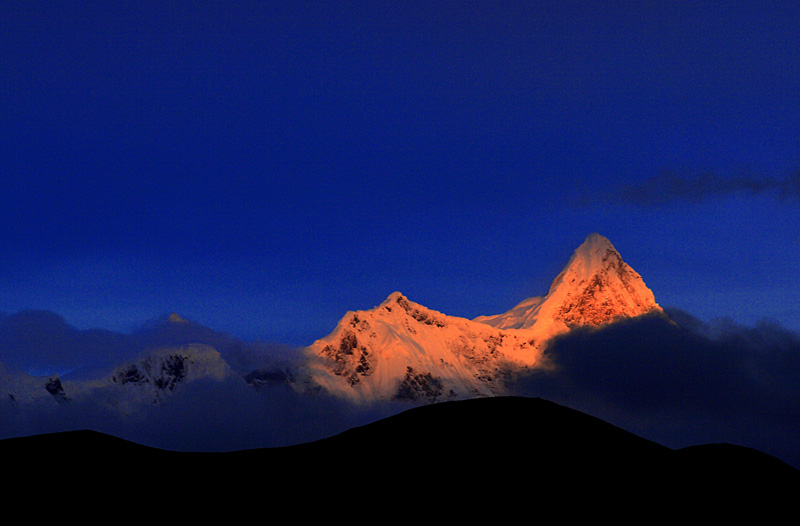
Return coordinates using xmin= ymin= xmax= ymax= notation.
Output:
xmin=305 ymin=233 xmax=663 ymax=402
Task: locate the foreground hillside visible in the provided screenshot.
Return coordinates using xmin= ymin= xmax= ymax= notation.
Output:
xmin=3 ymin=396 xmax=796 ymax=516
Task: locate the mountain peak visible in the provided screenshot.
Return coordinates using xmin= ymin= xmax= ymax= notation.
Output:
xmin=576 ymin=232 xmax=615 ymax=259
xmin=167 ymin=313 xmax=189 ymax=324
xmin=556 ymin=232 xmax=618 ymax=287
xmin=544 ymin=233 xmax=661 ymax=329
xmin=135 ymin=312 xmax=195 ymax=333
xmin=382 ymin=291 xmax=407 ymax=305
xmin=583 ymin=232 xmax=613 ymax=248
xmin=476 ymin=233 xmax=661 ymax=333
xmin=305 ymin=290 xmax=545 ymax=402
xmin=308 ymin=233 xmax=663 ymax=403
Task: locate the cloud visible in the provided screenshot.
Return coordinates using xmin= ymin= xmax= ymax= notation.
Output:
xmin=0 ymin=309 xmax=300 ymax=378
xmin=0 ymin=374 xmax=402 ymax=453
xmin=511 ymin=310 xmax=800 ymax=468
xmin=0 ymin=310 xmax=406 ymax=452
xmin=580 ymin=169 xmax=800 ymax=207
xmin=103 ymin=379 xmax=399 ymax=452
xmin=3 ymin=306 xmax=798 ymax=468
xmin=0 ymin=310 xmax=131 ymax=376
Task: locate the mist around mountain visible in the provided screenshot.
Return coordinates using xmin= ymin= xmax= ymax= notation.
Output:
xmin=0 ymin=233 xmax=797 ymax=471
xmin=513 ymin=308 xmax=800 ymax=469
xmin=0 ymin=310 xmax=394 ymax=452
xmin=0 ymin=310 xmax=130 ymax=377
xmin=0 ymin=301 xmax=797 ymax=468
xmin=0 ymin=309 xmax=299 ymax=379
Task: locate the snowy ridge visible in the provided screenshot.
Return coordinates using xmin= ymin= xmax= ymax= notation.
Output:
xmin=57 ymin=344 xmax=242 ymax=411
xmin=0 ymin=362 xmax=64 ymax=405
xmin=305 ymin=292 xmax=543 ymax=403
xmin=108 ymin=344 xmax=236 ymax=392
xmin=473 ymin=295 xmax=545 ymax=330
xmin=308 ymin=233 xmax=663 ymax=402
xmin=0 ymin=233 xmax=663 ymax=408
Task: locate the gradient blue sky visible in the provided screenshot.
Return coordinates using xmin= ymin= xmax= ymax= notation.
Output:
xmin=2 ymin=2 xmax=799 ymax=346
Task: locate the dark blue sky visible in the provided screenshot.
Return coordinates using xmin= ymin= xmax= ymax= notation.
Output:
xmin=2 ymin=2 xmax=799 ymax=345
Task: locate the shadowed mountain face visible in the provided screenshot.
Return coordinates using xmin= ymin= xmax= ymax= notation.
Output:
xmin=3 ymin=397 xmax=796 ymax=515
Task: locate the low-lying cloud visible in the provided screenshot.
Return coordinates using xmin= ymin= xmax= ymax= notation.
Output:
xmin=512 ymin=309 xmax=800 ymax=468
xmin=0 ymin=310 xmax=411 ymax=451
xmin=0 ymin=376 xmax=402 ymax=452
xmin=0 ymin=310 xmax=299 ymax=378
xmin=2 ymin=306 xmax=798 ymax=468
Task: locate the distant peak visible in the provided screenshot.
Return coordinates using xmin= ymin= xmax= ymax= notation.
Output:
xmin=167 ymin=313 xmax=189 ymax=324
xmin=136 ymin=312 xmax=193 ymax=333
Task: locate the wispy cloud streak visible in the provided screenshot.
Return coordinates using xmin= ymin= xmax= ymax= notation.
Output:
xmin=580 ymin=169 xmax=800 ymax=207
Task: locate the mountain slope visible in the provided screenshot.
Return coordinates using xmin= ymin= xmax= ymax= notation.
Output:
xmin=0 ymin=362 xmax=64 ymax=405
xmin=62 ymin=344 xmax=243 ymax=409
xmin=474 ymin=232 xmax=662 ymax=339
xmin=306 ymin=233 xmax=663 ymax=402
xmin=0 ymin=310 xmax=293 ymax=413
xmin=304 ymin=292 xmax=543 ymax=402
xmin=0 ymin=344 xmax=246 ymax=417
xmin=2 ymin=397 xmax=796 ymax=514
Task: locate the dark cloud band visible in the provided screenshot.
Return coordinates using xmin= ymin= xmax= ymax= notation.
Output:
xmin=580 ymin=169 xmax=800 ymax=207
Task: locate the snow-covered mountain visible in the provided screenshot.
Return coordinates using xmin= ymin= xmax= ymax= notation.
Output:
xmin=0 ymin=312 xmax=275 ymax=413
xmin=78 ymin=344 xmax=241 ymax=405
xmin=304 ymin=292 xmax=543 ymax=403
xmin=0 ymin=362 xmax=65 ymax=406
xmin=475 ymin=232 xmax=662 ymax=339
xmin=306 ymin=233 xmax=663 ymax=402
xmin=0 ymin=232 xmax=662 ymax=410
xmin=0 ymin=344 xmax=244 ymax=414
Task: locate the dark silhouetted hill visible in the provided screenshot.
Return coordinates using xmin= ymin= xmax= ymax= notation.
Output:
xmin=3 ymin=397 xmax=796 ymax=518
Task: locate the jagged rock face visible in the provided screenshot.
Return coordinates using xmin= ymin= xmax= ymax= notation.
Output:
xmin=45 ymin=376 xmax=69 ymax=403
xmin=308 ymin=234 xmax=663 ymax=403
xmin=394 ymin=366 xmax=444 ymax=402
xmin=318 ymin=329 xmax=372 ymax=387
xmin=305 ymin=292 xmax=542 ymax=403
xmin=112 ymin=354 xmax=187 ymax=392
xmin=551 ymin=240 xmax=661 ymax=328
xmin=475 ymin=233 xmax=661 ymax=339
xmin=100 ymin=344 xmax=238 ymax=405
